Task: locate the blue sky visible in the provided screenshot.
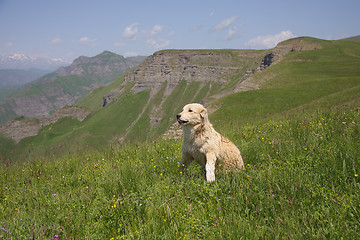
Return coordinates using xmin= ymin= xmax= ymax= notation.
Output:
xmin=0 ymin=0 xmax=359 ymax=62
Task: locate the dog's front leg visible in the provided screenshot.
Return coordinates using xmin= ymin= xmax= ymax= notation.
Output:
xmin=205 ymin=153 xmax=216 ymax=182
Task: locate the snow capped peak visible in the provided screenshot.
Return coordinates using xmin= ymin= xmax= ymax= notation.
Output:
xmin=0 ymin=53 xmax=70 ymax=70
xmin=7 ymin=53 xmax=32 ymax=61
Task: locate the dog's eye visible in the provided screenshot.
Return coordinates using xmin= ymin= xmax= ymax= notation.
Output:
xmin=188 ymin=109 xmax=193 ymax=112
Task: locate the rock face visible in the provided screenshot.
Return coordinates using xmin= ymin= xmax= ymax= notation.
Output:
xmin=123 ymin=50 xmax=267 ymax=97
xmin=260 ymin=53 xmax=274 ymax=70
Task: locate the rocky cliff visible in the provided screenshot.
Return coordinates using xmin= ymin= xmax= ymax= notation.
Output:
xmin=123 ymin=49 xmax=268 ymax=98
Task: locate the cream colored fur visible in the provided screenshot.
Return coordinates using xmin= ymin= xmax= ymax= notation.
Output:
xmin=177 ymin=103 xmax=244 ymax=182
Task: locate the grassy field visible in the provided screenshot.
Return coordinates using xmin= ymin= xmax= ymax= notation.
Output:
xmin=0 ymin=104 xmax=359 ymax=239
xmin=1 ymin=37 xmax=359 ymax=238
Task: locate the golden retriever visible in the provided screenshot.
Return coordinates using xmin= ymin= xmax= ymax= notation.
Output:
xmin=176 ymin=103 xmax=244 ymax=182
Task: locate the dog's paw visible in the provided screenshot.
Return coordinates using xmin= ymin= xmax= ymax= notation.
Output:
xmin=206 ymin=173 xmax=215 ymax=182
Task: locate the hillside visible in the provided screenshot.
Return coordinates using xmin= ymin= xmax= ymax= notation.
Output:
xmin=1 ymin=37 xmax=360 ymax=161
xmin=0 ymin=37 xmax=359 ymax=238
xmin=0 ymin=51 xmax=145 ymax=124
xmin=340 ymin=35 xmax=360 ymax=43
xmin=211 ymin=38 xmax=360 ymax=130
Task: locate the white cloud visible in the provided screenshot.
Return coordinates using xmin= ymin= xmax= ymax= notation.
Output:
xmin=212 ymin=16 xmax=238 ymax=31
xmin=147 ymin=38 xmax=170 ymax=49
xmin=79 ymin=36 xmax=97 ymax=44
xmin=79 ymin=37 xmax=89 ymax=43
xmin=224 ymin=27 xmax=239 ymax=41
xmin=50 ymin=37 xmax=62 ymax=44
xmin=150 ymin=24 xmax=163 ymax=36
xmin=246 ymin=30 xmax=297 ymax=49
xmin=123 ymin=23 xmax=139 ymax=40
xmin=168 ymin=30 xmax=175 ymax=36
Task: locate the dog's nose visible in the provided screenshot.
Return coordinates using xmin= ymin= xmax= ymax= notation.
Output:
xmin=176 ymin=114 xmax=181 ymax=119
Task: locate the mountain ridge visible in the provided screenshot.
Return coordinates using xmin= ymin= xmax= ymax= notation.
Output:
xmin=0 ymin=51 xmax=146 ymax=124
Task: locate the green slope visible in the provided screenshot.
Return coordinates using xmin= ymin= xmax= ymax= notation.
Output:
xmin=14 ymin=89 xmax=150 ymax=159
xmin=340 ymin=35 xmax=360 ymax=43
xmin=1 ymin=103 xmax=359 ymax=238
xmin=211 ymin=38 xmax=360 ymax=131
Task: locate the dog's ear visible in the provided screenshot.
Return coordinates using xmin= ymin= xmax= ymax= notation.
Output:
xmin=200 ymin=108 xmax=208 ymax=120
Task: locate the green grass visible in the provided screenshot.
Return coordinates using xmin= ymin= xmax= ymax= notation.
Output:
xmin=1 ymin=106 xmax=359 ymax=239
xmin=1 ymin=37 xmax=359 ymax=238
xmin=211 ymin=76 xmax=360 ymax=131
xmin=76 ymin=76 xmax=127 ymax=111
xmin=0 ymin=134 xmax=16 ymax=160
xmin=11 ymin=89 xmax=149 ymax=160
xmin=340 ymin=35 xmax=360 ymax=43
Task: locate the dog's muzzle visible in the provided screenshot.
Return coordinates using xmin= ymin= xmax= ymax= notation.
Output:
xmin=176 ymin=114 xmax=188 ymax=125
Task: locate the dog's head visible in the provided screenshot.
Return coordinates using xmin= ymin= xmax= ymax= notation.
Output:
xmin=176 ymin=103 xmax=208 ymax=127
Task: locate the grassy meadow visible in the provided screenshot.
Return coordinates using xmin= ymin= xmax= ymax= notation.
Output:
xmin=1 ymin=37 xmax=360 ymax=239
xmin=1 ymin=104 xmax=359 ymax=239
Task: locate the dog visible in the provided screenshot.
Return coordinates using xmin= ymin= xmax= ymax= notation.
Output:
xmin=176 ymin=103 xmax=244 ymax=182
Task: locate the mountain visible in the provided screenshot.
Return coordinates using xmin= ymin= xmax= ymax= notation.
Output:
xmin=0 ymin=51 xmax=146 ymax=124
xmin=55 ymin=51 xmax=144 ymax=77
xmin=1 ymin=36 xmax=359 ymax=161
xmin=0 ymin=54 xmax=69 ymax=70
